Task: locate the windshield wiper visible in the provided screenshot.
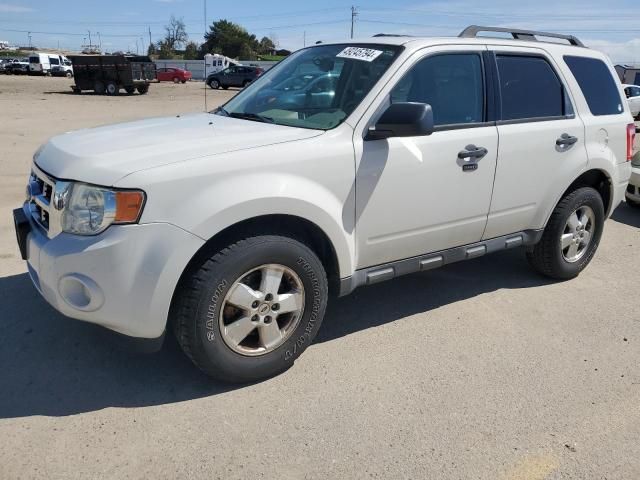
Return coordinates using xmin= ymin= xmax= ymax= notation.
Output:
xmin=215 ymin=106 xmax=230 ymax=116
xmin=228 ymin=112 xmax=275 ymax=124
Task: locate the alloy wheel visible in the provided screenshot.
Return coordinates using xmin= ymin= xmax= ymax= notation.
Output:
xmin=561 ymin=205 xmax=595 ymax=263
xmin=219 ymin=264 xmax=305 ymax=356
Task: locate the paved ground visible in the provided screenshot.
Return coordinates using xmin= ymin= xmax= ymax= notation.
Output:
xmin=1 ymin=75 xmax=639 ymax=479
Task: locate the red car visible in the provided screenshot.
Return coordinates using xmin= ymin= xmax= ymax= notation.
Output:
xmin=156 ymin=67 xmax=192 ymax=83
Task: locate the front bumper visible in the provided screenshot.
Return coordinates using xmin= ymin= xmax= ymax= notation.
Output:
xmin=16 ymin=204 xmax=204 ymax=339
xmin=625 ymin=166 xmax=640 ymax=204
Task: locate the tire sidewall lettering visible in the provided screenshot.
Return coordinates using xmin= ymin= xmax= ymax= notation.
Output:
xmin=284 ymin=256 xmax=323 ymax=362
xmin=205 ymin=279 xmax=228 ymax=342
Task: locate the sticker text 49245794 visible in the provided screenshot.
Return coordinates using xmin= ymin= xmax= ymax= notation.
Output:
xmin=336 ymin=47 xmax=384 ymax=62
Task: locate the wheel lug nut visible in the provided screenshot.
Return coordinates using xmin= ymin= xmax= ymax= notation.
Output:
xmin=251 ymin=301 xmax=259 ymax=309
xmin=265 ymin=294 xmax=273 ymax=302
xmin=272 ymin=303 xmax=279 ymax=311
xmin=264 ymin=316 xmax=272 ymax=324
xmin=251 ymin=315 xmax=259 ymax=322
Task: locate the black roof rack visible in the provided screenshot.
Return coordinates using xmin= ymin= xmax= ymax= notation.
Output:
xmin=372 ymin=33 xmax=413 ymax=38
xmin=459 ymin=25 xmax=584 ymax=48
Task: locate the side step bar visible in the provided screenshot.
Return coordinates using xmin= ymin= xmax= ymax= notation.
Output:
xmin=338 ymin=230 xmax=543 ymax=296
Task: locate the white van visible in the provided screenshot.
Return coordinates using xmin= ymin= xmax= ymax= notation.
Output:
xmin=204 ymin=53 xmax=239 ymax=75
xmin=29 ymin=53 xmax=71 ymax=75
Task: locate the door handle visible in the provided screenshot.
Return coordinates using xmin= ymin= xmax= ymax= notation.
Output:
xmin=556 ymin=133 xmax=578 ymax=147
xmin=458 ymin=145 xmax=488 ymax=160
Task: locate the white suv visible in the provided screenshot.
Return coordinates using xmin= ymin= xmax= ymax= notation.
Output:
xmin=13 ymin=26 xmax=635 ymax=382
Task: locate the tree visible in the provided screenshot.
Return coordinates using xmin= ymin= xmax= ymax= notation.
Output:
xmin=183 ymin=41 xmax=199 ymax=60
xmin=200 ymin=19 xmax=260 ymax=60
xmin=147 ymin=43 xmax=157 ymax=56
xmin=258 ymin=36 xmax=275 ymax=55
xmin=163 ymin=15 xmax=188 ymax=51
xmin=157 ymin=40 xmax=175 ymax=59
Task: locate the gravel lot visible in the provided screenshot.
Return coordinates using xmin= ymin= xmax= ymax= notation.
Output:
xmin=1 ymin=75 xmax=639 ymax=480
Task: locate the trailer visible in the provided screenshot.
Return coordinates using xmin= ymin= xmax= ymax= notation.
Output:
xmin=69 ymin=55 xmax=157 ymax=95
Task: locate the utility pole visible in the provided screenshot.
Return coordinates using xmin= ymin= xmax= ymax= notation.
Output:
xmin=350 ymin=6 xmax=358 ymax=39
xmin=97 ymin=32 xmax=102 ymax=50
xmin=27 ymin=31 xmax=32 ymax=49
xmin=303 ymin=31 xmax=306 ymax=47
xmin=87 ymin=30 xmax=92 ymax=48
xmin=148 ymin=26 xmax=152 ymax=51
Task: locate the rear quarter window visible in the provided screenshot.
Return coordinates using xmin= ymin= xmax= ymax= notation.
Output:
xmin=564 ymin=56 xmax=623 ymax=116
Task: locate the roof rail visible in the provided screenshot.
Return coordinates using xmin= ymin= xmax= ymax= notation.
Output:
xmin=372 ymin=33 xmax=413 ymax=38
xmin=459 ymin=25 xmax=584 ymax=48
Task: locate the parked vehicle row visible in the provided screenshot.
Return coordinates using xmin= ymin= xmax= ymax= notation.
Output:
xmin=1 ymin=53 xmax=74 ymax=76
xmin=29 ymin=53 xmax=73 ymax=77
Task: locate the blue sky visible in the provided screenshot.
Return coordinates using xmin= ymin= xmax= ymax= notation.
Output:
xmin=0 ymin=0 xmax=639 ymax=63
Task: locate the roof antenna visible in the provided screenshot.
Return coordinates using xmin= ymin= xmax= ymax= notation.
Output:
xmin=203 ymin=0 xmax=208 ymax=112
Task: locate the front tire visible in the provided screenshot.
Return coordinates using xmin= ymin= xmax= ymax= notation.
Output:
xmin=527 ymin=187 xmax=604 ymax=279
xmin=172 ymin=235 xmax=328 ymax=383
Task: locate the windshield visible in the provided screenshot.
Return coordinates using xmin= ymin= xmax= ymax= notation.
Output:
xmin=218 ymin=44 xmax=402 ymax=130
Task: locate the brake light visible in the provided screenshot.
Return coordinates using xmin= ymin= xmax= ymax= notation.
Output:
xmin=628 ymin=123 xmax=636 ymax=162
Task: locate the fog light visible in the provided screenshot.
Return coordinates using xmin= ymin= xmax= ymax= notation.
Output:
xmin=58 ymin=274 xmax=104 ymax=312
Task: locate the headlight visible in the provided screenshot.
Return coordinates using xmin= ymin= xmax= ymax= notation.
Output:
xmin=61 ymin=183 xmax=145 ymax=235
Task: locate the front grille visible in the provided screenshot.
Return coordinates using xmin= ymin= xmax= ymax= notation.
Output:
xmin=27 ymin=168 xmax=55 ymax=233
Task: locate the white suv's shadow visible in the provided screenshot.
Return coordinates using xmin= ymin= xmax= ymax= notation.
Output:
xmin=0 ymin=245 xmax=556 ymax=419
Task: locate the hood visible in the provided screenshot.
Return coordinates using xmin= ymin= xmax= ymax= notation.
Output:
xmin=35 ymin=113 xmax=323 ymax=185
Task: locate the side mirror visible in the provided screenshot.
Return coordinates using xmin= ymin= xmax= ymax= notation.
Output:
xmin=365 ymin=102 xmax=434 ymax=141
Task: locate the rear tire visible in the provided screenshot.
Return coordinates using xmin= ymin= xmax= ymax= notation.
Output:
xmin=526 ymin=187 xmax=604 ymax=280
xmin=172 ymin=235 xmax=328 ymax=383
xmin=208 ymin=78 xmax=220 ymax=89
xmin=105 ymin=81 xmax=119 ymax=96
xmin=125 ymin=86 xmax=136 ymax=94
xmin=173 ymin=77 xmax=180 ymax=83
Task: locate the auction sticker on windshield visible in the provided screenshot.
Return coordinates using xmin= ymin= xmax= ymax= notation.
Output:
xmin=336 ymin=47 xmax=383 ymax=62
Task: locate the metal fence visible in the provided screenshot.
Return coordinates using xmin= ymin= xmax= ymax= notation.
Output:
xmin=154 ymin=59 xmax=278 ymax=80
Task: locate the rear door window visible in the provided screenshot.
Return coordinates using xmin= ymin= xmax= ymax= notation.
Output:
xmin=496 ymin=55 xmax=566 ymax=121
xmin=564 ymin=56 xmax=623 ymax=116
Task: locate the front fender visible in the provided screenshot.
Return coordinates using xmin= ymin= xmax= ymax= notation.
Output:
xmin=188 ymin=173 xmax=355 ymax=277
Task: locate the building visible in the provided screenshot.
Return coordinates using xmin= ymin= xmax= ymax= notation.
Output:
xmin=615 ymin=64 xmax=640 ymax=85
